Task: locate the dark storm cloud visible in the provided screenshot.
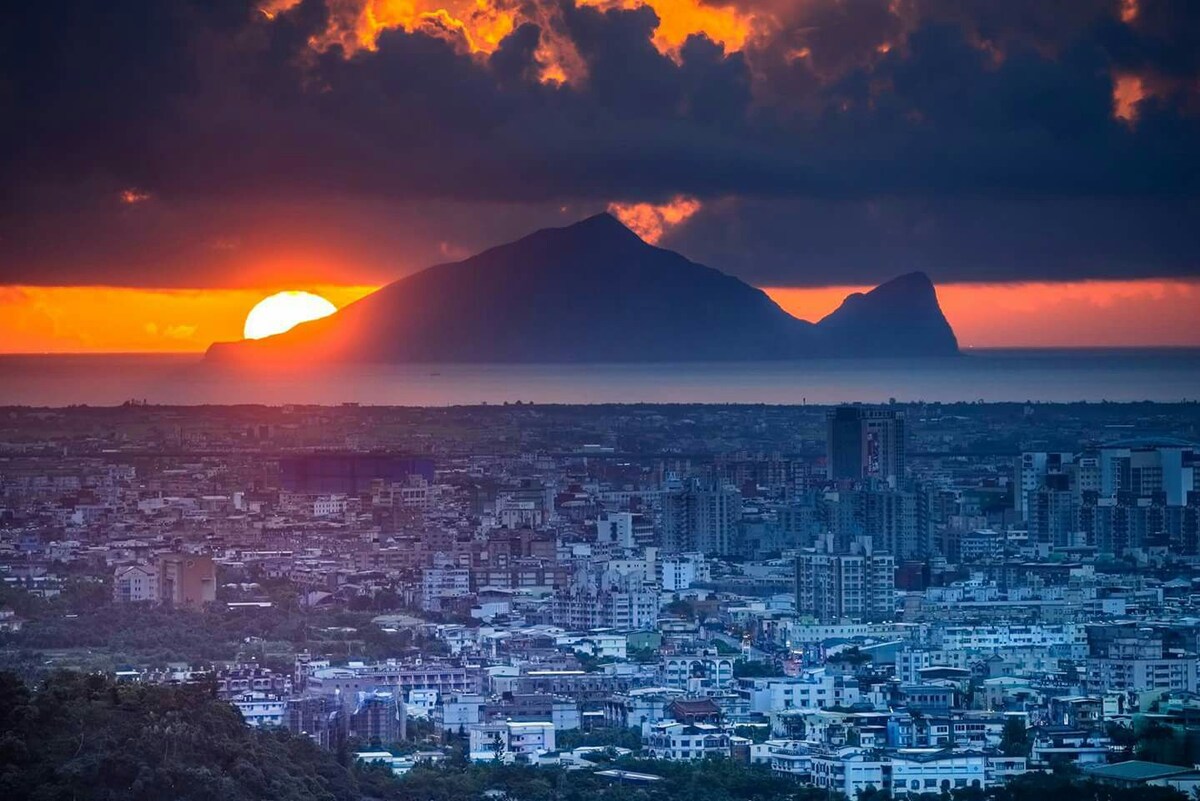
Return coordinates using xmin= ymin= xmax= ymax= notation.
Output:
xmin=0 ymin=0 xmax=1197 ymax=287
xmin=674 ymin=195 xmax=1200 ymax=286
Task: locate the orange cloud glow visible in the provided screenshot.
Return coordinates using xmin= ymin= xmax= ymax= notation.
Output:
xmin=258 ymin=0 xmax=300 ymax=18
xmin=262 ymin=0 xmax=576 ymax=82
xmin=261 ymin=0 xmax=762 ymax=83
xmin=576 ymin=0 xmax=760 ymax=59
xmin=608 ymin=195 xmax=702 ymax=243
xmin=119 ymin=188 xmax=152 ymax=205
xmin=765 ymin=279 xmax=1200 ymax=348
xmin=1113 ymin=72 xmax=1146 ymax=122
xmin=0 ymin=285 xmax=375 ymax=354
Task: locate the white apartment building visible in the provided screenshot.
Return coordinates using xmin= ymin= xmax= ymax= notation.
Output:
xmin=556 ymin=631 xmax=628 ymax=660
xmin=421 ymin=565 xmax=472 ymax=612
xmin=754 ymin=740 xmax=815 ymax=777
xmin=810 ymin=749 xmax=886 ymax=796
xmin=659 ymin=553 xmax=710 ymax=591
xmin=468 ymin=721 xmax=556 ymax=762
xmin=644 ymin=722 xmax=731 ymax=760
xmin=355 ymin=751 xmax=416 ymax=777
xmin=407 ymin=689 xmax=438 ymax=719
xmin=113 ymin=563 xmax=159 ymax=603
xmin=312 ymin=495 xmax=348 ymax=517
xmin=779 ymin=621 xmax=912 ymax=646
xmin=443 ymin=694 xmax=486 ymax=729
xmin=306 ymin=663 xmax=480 ymax=698
xmin=896 ymin=648 xmax=972 ymax=684
xmin=661 ymin=655 xmax=735 ymax=689
xmin=987 ymin=755 xmax=1029 ymax=785
xmin=596 ymin=512 xmax=636 ymax=549
xmin=890 ymin=750 xmax=987 ymax=795
xmin=810 ymin=749 xmax=1022 ymax=797
xmin=1086 ymin=656 xmax=1200 ymax=693
xmin=232 ymin=692 xmax=286 ymax=727
xmin=740 ymin=673 xmax=861 ymax=714
xmin=552 ymin=588 xmax=658 ymax=630
xmin=932 ymin=623 xmax=1087 ymax=654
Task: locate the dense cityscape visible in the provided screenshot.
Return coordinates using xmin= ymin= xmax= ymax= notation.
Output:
xmin=3 ymin=401 xmax=1200 ymax=799
xmin=5 ymin=0 xmax=1198 ymax=797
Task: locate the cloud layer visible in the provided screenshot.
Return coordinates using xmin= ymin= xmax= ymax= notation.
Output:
xmin=1 ymin=0 xmax=1197 ymax=286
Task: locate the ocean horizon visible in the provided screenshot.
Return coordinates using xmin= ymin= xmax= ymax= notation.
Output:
xmin=2 ymin=348 xmax=1199 ymax=407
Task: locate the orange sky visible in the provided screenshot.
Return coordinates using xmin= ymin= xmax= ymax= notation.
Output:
xmin=0 ymin=285 xmax=376 ymax=354
xmin=766 ymin=279 xmax=1200 ymax=348
xmin=0 ymin=279 xmax=1197 ymax=353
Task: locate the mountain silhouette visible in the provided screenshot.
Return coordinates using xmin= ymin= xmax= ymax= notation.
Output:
xmin=817 ymin=271 xmax=959 ymax=356
xmin=207 ymin=213 xmax=958 ymax=363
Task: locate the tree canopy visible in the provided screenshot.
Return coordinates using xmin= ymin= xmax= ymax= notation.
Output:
xmin=0 ymin=671 xmax=359 ymax=801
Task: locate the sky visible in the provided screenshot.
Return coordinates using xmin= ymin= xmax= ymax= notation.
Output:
xmin=1 ymin=0 xmax=1198 ymax=352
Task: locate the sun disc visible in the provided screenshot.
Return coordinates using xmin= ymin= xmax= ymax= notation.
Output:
xmin=243 ymin=290 xmax=338 ymax=340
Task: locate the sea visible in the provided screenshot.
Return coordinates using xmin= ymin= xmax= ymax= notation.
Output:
xmin=1 ymin=349 xmax=1198 ymax=407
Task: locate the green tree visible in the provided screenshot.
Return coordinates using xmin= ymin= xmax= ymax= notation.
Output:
xmin=734 ymin=724 xmax=769 ymax=744
xmin=1136 ymin=720 xmax=1188 ymax=766
xmin=1000 ymin=717 xmax=1030 ymax=757
xmin=733 ymin=659 xmax=783 ymax=678
xmin=0 ymin=670 xmax=361 ymax=801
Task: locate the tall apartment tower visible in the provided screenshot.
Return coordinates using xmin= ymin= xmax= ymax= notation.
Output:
xmin=795 ymin=535 xmax=895 ymax=622
xmin=660 ymin=481 xmax=741 ymax=556
xmin=826 ymin=406 xmax=907 ymax=487
xmin=1015 ymin=451 xmax=1074 ymax=518
xmin=693 ymin=484 xmax=741 ymax=555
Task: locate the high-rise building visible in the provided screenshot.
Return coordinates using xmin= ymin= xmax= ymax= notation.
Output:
xmin=1029 ymin=473 xmax=1079 ymax=547
xmin=819 ymin=487 xmax=921 ymax=558
xmin=1015 ymin=452 xmax=1074 ymax=517
xmin=659 ymin=482 xmax=741 ymax=555
xmin=660 ymin=490 xmax=691 ymax=554
xmin=795 ymin=535 xmax=895 ymax=623
xmin=658 ymin=553 xmax=710 ymax=591
xmin=1015 ymin=444 xmax=1198 ymax=555
xmin=1171 ymin=499 xmax=1200 ymax=554
xmin=1099 ymin=446 xmax=1196 ymax=505
xmin=776 ymin=496 xmax=823 ymax=550
xmin=596 ymin=511 xmax=653 ymax=549
xmin=862 ymin=488 xmax=921 ymax=559
xmin=693 ymin=484 xmax=741 ymax=555
xmin=1093 ymin=495 xmax=1166 ymax=554
xmin=826 ymin=406 xmax=906 ymax=486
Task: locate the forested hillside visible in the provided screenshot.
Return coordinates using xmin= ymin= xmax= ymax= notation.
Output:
xmin=0 ymin=672 xmax=1191 ymax=801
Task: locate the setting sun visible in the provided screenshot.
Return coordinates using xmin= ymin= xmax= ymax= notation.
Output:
xmin=243 ymin=290 xmax=338 ymax=340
